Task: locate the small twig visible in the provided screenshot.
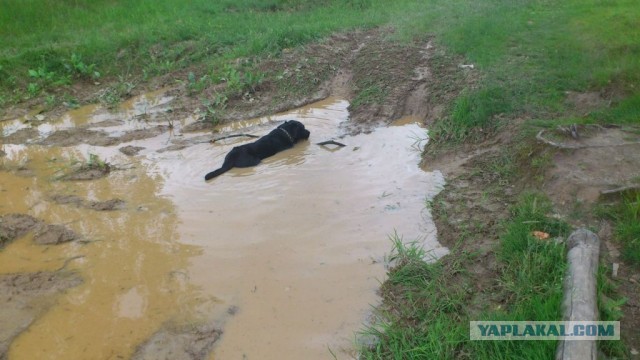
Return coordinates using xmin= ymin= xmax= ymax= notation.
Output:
xmin=536 ymin=130 xmax=583 ymax=149
xmin=601 ymin=185 xmax=640 ymax=195
xmin=316 ymin=140 xmax=346 ymax=147
xmin=210 ymin=134 xmax=259 ymax=143
xmin=536 ymin=129 xmax=640 ymax=149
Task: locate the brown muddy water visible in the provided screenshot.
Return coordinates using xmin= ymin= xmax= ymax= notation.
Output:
xmin=0 ymin=92 xmax=446 ymax=359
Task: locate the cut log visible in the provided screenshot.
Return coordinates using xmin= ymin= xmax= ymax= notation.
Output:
xmin=556 ymin=228 xmax=600 ymax=360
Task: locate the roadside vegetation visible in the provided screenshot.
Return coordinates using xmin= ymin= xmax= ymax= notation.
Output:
xmin=2 ymin=0 xmax=638 ymax=358
xmin=361 ymin=194 xmax=568 ymax=359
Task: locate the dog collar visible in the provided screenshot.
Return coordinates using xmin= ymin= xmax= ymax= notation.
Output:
xmin=278 ymin=127 xmax=294 ymax=144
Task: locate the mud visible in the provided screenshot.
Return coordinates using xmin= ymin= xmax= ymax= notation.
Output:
xmin=0 ymin=213 xmax=80 ymax=248
xmin=132 ymin=322 xmax=222 ymax=360
xmin=0 ymin=271 xmax=83 ymax=360
xmin=61 ymin=164 xmax=111 ymax=181
xmin=0 ymin=86 xmax=448 ymax=360
xmin=50 ymin=194 xmax=126 ymax=211
xmin=33 ymin=224 xmax=79 ymax=245
xmin=36 ymin=126 xmax=170 ymax=148
xmin=38 ymin=128 xmax=115 ymax=147
xmin=86 ymin=198 xmax=127 ymax=211
xmin=120 ymin=145 xmax=145 ymax=156
xmin=2 ymin=128 xmax=39 ymax=145
xmin=543 ymin=126 xmax=640 ymax=209
xmin=0 ymin=214 xmax=42 ymax=249
xmin=160 ymin=29 xmax=469 ymax=138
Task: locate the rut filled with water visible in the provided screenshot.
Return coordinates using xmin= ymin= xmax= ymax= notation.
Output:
xmin=0 ymin=93 xmax=446 ymax=359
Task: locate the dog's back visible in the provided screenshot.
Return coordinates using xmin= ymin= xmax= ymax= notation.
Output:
xmin=205 ymin=120 xmax=309 ymax=181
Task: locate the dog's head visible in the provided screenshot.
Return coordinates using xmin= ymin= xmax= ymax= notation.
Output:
xmin=280 ymin=120 xmax=310 ymax=141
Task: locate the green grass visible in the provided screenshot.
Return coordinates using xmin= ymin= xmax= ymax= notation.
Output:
xmin=351 ymin=85 xmax=387 ymax=109
xmin=598 ymin=193 xmax=640 ymax=266
xmin=399 ymin=0 xmax=640 ymax=143
xmin=0 ymin=0 xmax=385 ymax=103
xmin=360 ymin=194 xmax=570 ymax=359
xmin=595 ymin=94 xmax=640 ymax=124
xmin=596 ymin=265 xmax=628 ymax=357
xmin=429 ymin=86 xmax=512 ymax=144
xmin=2 ymin=0 xmax=639 ymax=124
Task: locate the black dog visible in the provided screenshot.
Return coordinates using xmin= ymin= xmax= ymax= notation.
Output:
xmin=204 ymin=120 xmax=310 ymax=181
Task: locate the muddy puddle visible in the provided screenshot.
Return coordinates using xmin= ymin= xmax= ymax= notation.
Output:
xmin=1 ymin=92 xmax=446 ymax=359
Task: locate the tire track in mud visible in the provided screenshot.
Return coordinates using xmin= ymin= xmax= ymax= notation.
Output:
xmin=0 ymin=29 xmax=465 ymax=359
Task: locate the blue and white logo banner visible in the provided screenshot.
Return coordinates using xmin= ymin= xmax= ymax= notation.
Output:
xmin=470 ymin=321 xmax=620 ymax=340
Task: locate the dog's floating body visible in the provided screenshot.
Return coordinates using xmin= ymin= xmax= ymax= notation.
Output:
xmin=204 ymin=120 xmax=310 ymax=181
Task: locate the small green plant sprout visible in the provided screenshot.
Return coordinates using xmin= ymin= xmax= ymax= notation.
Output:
xmin=28 ymin=66 xmax=55 ymax=82
xmin=26 ymin=83 xmax=40 ymax=98
xmin=243 ymin=71 xmax=265 ymax=94
xmin=187 ymin=72 xmax=210 ymax=95
xmin=66 ymin=53 xmax=101 ymax=80
xmin=87 ymin=153 xmax=109 ymax=170
xmin=219 ymin=64 xmax=242 ymax=95
xmin=201 ymin=93 xmax=228 ymax=126
xmin=26 ymin=65 xmax=71 ymax=94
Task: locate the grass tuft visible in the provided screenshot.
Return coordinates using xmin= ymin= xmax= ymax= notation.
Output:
xmin=598 ymin=193 xmax=640 ymax=266
xmin=430 ymin=86 xmax=511 ymax=144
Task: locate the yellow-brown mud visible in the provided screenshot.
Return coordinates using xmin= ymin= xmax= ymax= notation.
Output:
xmin=1 ymin=94 xmax=446 ymax=359
xmin=0 ymin=145 xmax=209 ymax=360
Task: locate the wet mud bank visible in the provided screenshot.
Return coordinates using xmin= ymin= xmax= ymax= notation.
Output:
xmin=0 ymin=214 xmax=79 ymax=248
xmin=0 ymin=271 xmax=83 ymax=360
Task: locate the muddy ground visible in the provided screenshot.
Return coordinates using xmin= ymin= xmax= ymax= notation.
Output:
xmin=1 ymin=28 xmax=639 ymax=358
